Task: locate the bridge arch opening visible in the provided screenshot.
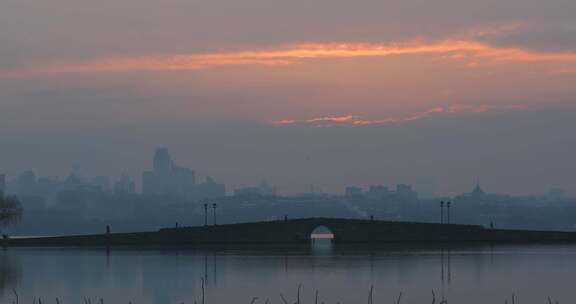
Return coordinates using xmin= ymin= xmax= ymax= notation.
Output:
xmin=310 ymin=225 xmax=335 ymax=241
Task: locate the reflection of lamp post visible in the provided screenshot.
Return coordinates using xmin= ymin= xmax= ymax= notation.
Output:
xmin=447 ymin=201 xmax=451 ymax=224
xmin=213 ymin=203 xmax=217 ymax=226
xmin=440 ymin=201 xmax=444 ymax=224
xmin=204 ymin=203 xmax=208 ymax=226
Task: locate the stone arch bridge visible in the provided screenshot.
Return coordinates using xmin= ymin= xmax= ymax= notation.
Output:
xmin=4 ymin=218 xmax=576 ymax=246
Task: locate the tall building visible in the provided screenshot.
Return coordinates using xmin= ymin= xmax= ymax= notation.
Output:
xmin=197 ymin=176 xmax=226 ymax=199
xmin=367 ymin=185 xmax=390 ymax=199
xmin=57 ymin=166 xmax=87 ymax=191
xmin=92 ymin=176 xmax=111 ymax=192
xmin=142 ymin=147 xmax=196 ymax=197
xmin=547 ymin=188 xmax=566 ymax=201
xmin=172 ymin=167 xmax=195 ymax=195
xmin=36 ymin=176 xmax=62 ymax=197
xmin=395 ymin=184 xmax=418 ymax=200
xmin=114 ymin=173 xmax=136 ymax=194
xmin=153 ymin=147 xmax=173 ymax=173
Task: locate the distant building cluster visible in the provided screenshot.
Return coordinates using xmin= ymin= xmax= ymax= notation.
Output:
xmin=2 ymin=148 xmax=576 ymax=234
xmin=234 ymin=182 xmax=277 ymax=197
xmin=345 ymin=184 xmax=418 ymax=201
xmin=142 ymin=147 xmax=225 ymax=200
xmin=13 ymin=168 xmax=136 ymax=197
xmin=142 ymin=148 xmax=195 ymax=197
xmin=0 ymin=147 xmax=226 ymax=210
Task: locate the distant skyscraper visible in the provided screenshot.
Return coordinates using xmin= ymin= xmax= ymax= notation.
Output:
xmin=153 ymin=147 xmax=173 ymax=173
xmin=142 ymin=147 xmax=196 ymax=197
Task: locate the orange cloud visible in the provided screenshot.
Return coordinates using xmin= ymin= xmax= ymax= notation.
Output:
xmin=4 ymin=39 xmax=576 ymax=78
xmin=271 ymin=119 xmax=297 ymax=125
xmin=306 ymin=115 xmax=356 ymax=123
xmin=271 ymin=104 xmax=527 ymax=127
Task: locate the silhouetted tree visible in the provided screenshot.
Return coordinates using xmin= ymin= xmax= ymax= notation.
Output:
xmin=0 ymin=195 xmax=22 ymax=230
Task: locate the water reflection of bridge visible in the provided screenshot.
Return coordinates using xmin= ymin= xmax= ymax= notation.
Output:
xmin=4 ymin=217 xmax=576 ymax=246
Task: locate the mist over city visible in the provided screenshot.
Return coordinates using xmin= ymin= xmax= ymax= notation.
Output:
xmin=1 ymin=144 xmax=575 ymax=237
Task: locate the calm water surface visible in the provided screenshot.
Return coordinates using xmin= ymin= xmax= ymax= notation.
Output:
xmin=1 ymin=241 xmax=575 ymax=304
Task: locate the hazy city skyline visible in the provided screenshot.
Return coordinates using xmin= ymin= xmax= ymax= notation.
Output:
xmin=1 ymin=138 xmax=573 ymax=197
xmin=4 ymin=145 xmax=574 ymax=237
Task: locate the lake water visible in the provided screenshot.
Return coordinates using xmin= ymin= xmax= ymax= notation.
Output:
xmin=1 ymin=241 xmax=575 ymax=304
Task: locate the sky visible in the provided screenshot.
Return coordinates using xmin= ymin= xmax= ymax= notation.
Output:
xmin=1 ymin=0 xmax=576 ymax=196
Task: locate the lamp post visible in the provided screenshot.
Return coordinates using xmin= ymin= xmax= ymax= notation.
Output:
xmin=447 ymin=201 xmax=451 ymax=224
xmin=203 ymin=203 xmax=208 ymax=226
xmin=212 ymin=203 xmax=217 ymax=226
xmin=440 ymin=201 xmax=444 ymax=224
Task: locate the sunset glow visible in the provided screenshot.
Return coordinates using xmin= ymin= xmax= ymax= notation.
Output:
xmin=3 ymin=0 xmax=576 ymax=208
xmin=4 ymin=39 xmax=576 ymax=77
xmin=271 ymin=104 xmax=528 ymax=127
